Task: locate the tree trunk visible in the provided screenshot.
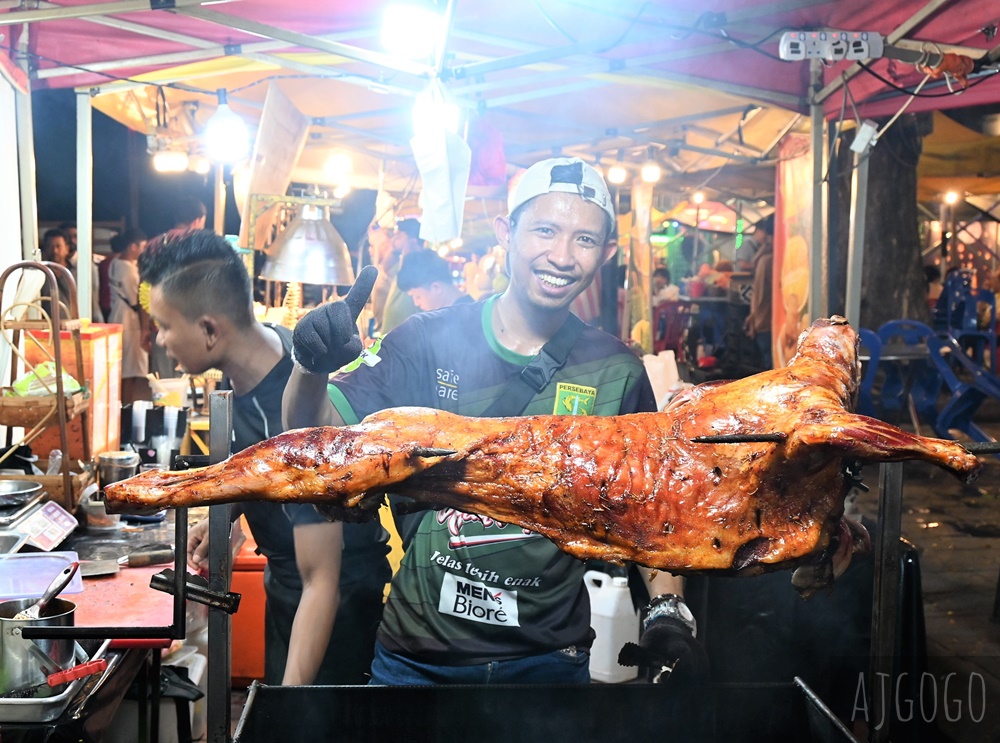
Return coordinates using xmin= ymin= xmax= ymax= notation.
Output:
xmin=830 ymin=113 xmax=931 ymax=330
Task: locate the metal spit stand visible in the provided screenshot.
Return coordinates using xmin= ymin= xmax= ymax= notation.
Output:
xmin=206 ymin=391 xmax=235 ymax=743
xmin=781 ymin=462 xmax=904 ymax=743
xmin=869 ymin=461 xmax=903 ymax=743
xmin=864 ymin=445 xmax=1000 ymax=742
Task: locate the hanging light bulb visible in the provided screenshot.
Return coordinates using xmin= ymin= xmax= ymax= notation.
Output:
xmin=607 ymin=165 xmax=627 ymax=185
xmin=641 ymin=147 xmax=661 ymax=183
xmin=152 ymin=150 xmax=189 ymax=173
xmin=606 ymin=150 xmax=627 ymax=185
xmin=944 ymin=190 xmax=959 ymax=205
xmin=204 ymin=89 xmax=249 ymax=163
xmin=693 ymin=191 xmax=705 ymax=205
xmin=190 ymin=155 xmax=212 ymax=175
xmin=324 ymin=152 xmax=353 ymax=181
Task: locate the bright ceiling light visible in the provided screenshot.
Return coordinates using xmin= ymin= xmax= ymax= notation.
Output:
xmin=324 ymin=152 xmax=353 ymax=182
xmin=332 ymin=183 xmax=352 ymax=199
xmin=693 ymin=191 xmax=705 ymax=205
xmin=640 ymin=147 xmax=660 ymax=183
xmin=205 ymin=89 xmax=249 ymax=164
xmin=152 ymin=150 xmax=189 ymax=173
xmin=190 ymin=156 xmax=212 ymax=175
xmin=382 ymin=4 xmax=444 ymax=60
xmin=944 ymin=191 xmax=960 ymax=205
xmin=640 ymin=162 xmax=661 ymax=183
xmin=607 ymin=165 xmax=628 ymax=185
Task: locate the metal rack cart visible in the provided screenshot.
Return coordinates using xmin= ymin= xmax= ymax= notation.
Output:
xmin=0 ymin=261 xmax=93 ymax=509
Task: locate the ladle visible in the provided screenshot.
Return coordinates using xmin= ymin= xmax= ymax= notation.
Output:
xmin=13 ymin=562 xmax=79 ymax=620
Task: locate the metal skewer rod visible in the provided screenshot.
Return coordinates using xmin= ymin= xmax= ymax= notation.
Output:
xmin=961 ymin=441 xmax=1000 ymax=454
xmin=689 ymin=433 xmax=787 ymax=444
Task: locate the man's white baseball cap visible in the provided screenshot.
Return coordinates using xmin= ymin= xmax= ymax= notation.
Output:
xmin=508 ymin=157 xmax=616 ymax=225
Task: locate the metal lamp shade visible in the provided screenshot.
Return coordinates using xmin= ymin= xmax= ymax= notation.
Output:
xmin=260 ymin=213 xmax=357 ymax=286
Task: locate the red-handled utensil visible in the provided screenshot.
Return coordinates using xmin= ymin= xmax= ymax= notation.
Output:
xmin=2 ymin=658 xmax=108 ymax=698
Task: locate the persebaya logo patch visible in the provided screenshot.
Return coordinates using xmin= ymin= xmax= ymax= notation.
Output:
xmin=554 ymin=383 xmax=596 ymax=415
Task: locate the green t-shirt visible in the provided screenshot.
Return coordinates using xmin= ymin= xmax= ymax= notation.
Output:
xmin=329 ymin=296 xmax=656 ymax=664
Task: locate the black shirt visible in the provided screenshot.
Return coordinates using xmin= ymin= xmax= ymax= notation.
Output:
xmin=223 ymin=324 xmax=390 ymax=590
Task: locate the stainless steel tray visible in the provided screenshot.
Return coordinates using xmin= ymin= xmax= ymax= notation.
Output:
xmin=0 ymin=638 xmax=112 ymax=723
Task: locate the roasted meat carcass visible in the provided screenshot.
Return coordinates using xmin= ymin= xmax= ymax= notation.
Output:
xmin=106 ymin=317 xmax=980 ymax=592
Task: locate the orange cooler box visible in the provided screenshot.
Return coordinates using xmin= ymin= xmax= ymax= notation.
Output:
xmin=232 ymin=524 xmax=267 ymax=684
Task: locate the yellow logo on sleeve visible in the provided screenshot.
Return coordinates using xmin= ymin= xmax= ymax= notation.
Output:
xmin=554 ymin=383 xmax=596 ymax=415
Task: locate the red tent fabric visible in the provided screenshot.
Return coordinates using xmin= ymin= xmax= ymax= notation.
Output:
xmin=7 ymin=0 xmax=999 ymax=117
xmin=5 ymin=0 xmax=999 ymax=178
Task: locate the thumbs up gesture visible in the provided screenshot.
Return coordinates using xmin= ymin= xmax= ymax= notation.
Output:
xmin=291 ymin=265 xmax=378 ymax=375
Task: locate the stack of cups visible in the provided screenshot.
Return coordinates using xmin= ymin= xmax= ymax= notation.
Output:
xmin=153 ymin=407 xmax=184 ymax=467
xmin=131 ymin=400 xmax=153 ymax=444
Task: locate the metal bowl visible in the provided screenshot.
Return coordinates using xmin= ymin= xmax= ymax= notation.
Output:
xmin=0 ymin=481 xmax=44 ymax=508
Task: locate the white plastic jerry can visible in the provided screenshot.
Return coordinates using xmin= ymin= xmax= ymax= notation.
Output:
xmin=584 ymin=570 xmax=640 ymax=683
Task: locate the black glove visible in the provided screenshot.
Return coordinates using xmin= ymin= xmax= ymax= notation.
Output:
xmin=292 ymin=265 xmax=378 ymax=374
xmin=618 ymin=594 xmax=709 ymax=685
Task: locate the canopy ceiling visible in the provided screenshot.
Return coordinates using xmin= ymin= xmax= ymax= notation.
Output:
xmin=5 ymin=0 xmax=1000 ymax=202
xmin=919 ymin=111 xmax=1000 ymax=201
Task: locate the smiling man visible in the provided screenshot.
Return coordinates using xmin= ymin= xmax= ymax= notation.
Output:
xmin=284 ymin=157 xmax=700 ymax=685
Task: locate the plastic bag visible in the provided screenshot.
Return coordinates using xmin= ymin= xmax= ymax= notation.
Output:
xmin=6 ymin=362 xmax=82 ymax=397
xmin=46 ymin=449 xmax=63 ymax=476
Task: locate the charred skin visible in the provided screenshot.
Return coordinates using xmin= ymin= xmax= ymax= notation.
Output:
xmin=105 ymin=316 xmax=981 ymax=585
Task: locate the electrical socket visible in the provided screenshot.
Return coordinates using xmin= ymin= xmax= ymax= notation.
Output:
xmin=846 ymin=34 xmax=885 ymax=60
xmin=850 ymin=120 xmax=879 ymax=154
xmin=779 ymin=30 xmax=885 ymax=62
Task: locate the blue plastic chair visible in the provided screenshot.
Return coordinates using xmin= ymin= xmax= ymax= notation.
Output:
xmin=961 ymin=289 xmax=997 ymax=371
xmin=934 ymin=269 xmax=975 ymax=332
xmin=926 ymin=333 xmax=1000 ymax=452
xmin=934 ymin=269 xmax=997 ymax=370
xmin=857 ymin=328 xmax=882 ymax=418
xmin=875 ymin=320 xmax=941 ymax=428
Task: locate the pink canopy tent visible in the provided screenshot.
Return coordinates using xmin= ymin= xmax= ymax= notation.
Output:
xmin=4 ymin=0 xmax=999 ymax=155
xmin=0 ymin=0 xmax=1000 ymax=110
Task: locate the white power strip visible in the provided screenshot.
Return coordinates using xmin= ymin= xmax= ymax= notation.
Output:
xmin=779 ymin=30 xmax=885 ymax=62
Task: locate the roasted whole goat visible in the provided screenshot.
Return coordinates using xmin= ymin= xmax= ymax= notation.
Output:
xmin=106 ymin=317 xmax=981 ymax=592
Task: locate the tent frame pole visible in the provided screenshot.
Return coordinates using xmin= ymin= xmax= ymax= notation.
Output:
xmin=76 ymin=91 xmax=94 ymax=321
xmin=15 ymin=25 xmax=38 ymax=261
xmin=176 ymin=6 xmax=432 ymax=78
xmin=35 ymin=0 xmax=218 ymax=47
xmin=213 ymin=163 xmax=226 ymax=235
xmin=0 ymin=0 xmax=230 ymax=27
xmin=845 ymin=151 xmax=870 ymax=328
xmin=809 ymin=59 xmax=828 ymax=321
